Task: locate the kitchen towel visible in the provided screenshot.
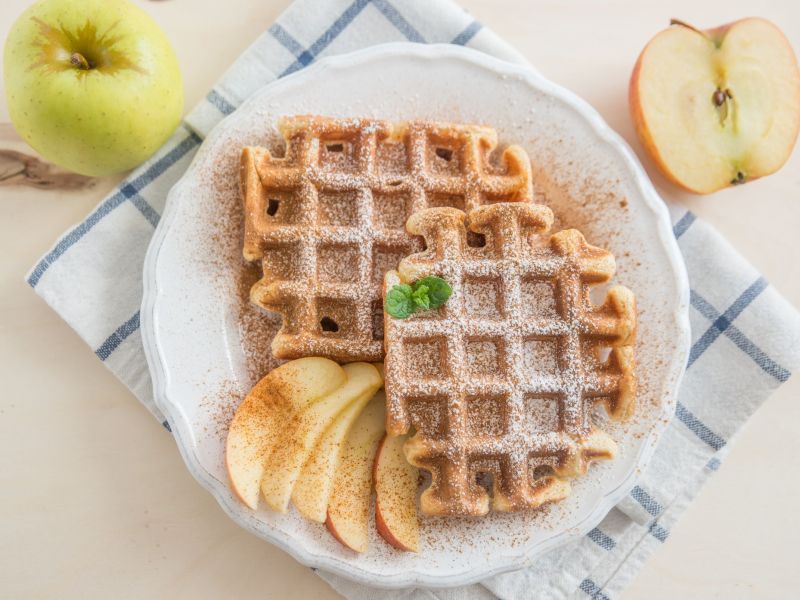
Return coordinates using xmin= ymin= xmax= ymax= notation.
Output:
xmin=26 ymin=1 xmax=800 ymax=598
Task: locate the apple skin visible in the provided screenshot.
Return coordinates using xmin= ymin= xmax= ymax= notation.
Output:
xmin=324 ymin=512 xmax=354 ymax=552
xmin=630 ymin=18 xmax=800 ymax=194
xmin=3 ymin=0 xmax=183 ymax=177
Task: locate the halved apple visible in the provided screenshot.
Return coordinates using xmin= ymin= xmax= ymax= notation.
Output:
xmin=260 ymin=362 xmax=383 ymax=513
xmin=630 ymin=17 xmax=800 ymax=193
xmin=326 ymin=391 xmax=386 ymax=553
xmin=225 ymin=358 xmax=346 ymax=510
xmin=374 ymin=433 xmax=420 ymax=552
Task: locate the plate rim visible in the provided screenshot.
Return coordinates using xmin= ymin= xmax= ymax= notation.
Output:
xmin=141 ymin=41 xmax=691 ymax=589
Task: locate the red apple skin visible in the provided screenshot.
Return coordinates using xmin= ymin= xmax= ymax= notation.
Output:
xmin=324 ymin=512 xmax=356 ymax=552
xmin=375 ymin=498 xmax=416 ymax=552
xmin=629 ymin=49 xmax=680 ymax=188
xmin=629 ymin=17 xmax=800 ymax=194
xmin=374 ymin=435 xmax=413 ymax=552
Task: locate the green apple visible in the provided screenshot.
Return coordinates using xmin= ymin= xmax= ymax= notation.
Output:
xmin=3 ymin=0 xmax=183 ymax=177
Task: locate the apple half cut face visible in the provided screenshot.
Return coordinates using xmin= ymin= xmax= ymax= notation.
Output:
xmin=630 ymin=18 xmax=800 ymax=194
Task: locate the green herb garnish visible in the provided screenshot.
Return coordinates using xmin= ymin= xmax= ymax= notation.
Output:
xmin=385 ymin=283 xmax=415 ymax=319
xmin=385 ymin=276 xmax=452 ymax=319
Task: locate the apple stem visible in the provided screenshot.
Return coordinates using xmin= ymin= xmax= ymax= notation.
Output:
xmin=669 ymin=18 xmax=708 ymax=39
xmin=70 ymin=52 xmax=91 ymax=70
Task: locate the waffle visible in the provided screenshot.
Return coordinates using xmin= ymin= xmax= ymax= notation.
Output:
xmin=240 ymin=115 xmax=534 ymax=362
xmin=383 ymin=203 xmax=637 ymax=516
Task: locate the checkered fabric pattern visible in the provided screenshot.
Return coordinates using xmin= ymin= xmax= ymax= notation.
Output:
xmin=26 ymin=1 xmax=800 ymax=598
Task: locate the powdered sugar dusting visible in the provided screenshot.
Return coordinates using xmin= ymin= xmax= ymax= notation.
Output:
xmin=149 ymin=46 xmax=687 ymax=583
xmin=240 ymin=116 xmax=534 ymax=362
xmin=384 ymin=202 xmax=636 ymax=515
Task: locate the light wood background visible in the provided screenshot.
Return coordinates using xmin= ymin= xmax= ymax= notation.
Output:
xmin=1 ymin=1 xmax=798 ymax=598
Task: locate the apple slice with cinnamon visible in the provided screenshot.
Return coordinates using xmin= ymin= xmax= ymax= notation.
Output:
xmin=225 ymin=358 xmax=346 ymax=510
xmin=326 ymin=391 xmax=386 ymax=553
xmin=374 ymin=433 xmax=420 ymax=552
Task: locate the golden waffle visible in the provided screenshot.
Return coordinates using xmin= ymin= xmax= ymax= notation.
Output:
xmin=383 ymin=203 xmax=636 ymax=516
xmin=240 ymin=115 xmax=534 ymax=362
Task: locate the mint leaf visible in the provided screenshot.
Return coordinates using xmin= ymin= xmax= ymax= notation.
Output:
xmin=411 ymin=284 xmax=431 ymax=310
xmin=415 ymin=276 xmax=452 ymax=309
xmin=385 ymin=284 xmax=415 ymax=319
xmin=385 ymin=277 xmax=452 ymax=319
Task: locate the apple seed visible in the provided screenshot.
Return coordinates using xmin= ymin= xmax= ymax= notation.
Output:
xmin=712 ymin=87 xmax=734 ymax=125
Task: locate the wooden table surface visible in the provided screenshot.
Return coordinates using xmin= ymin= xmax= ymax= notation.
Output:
xmin=2 ymin=1 xmax=798 ymax=598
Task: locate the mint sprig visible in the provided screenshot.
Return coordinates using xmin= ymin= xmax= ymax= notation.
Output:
xmin=411 ymin=283 xmax=431 ymax=310
xmin=385 ymin=276 xmax=452 ymax=319
xmin=385 ymin=284 xmax=415 ymax=319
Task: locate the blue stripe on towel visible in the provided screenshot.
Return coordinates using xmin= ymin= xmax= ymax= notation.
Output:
xmin=580 ymin=578 xmax=611 ymax=600
xmin=95 ymin=311 xmax=141 ymax=360
xmin=277 ymin=0 xmax=372 ymax=77
xmin=268 ymin=22 xmax=307 ymax=58
xmin=452 ymin=21 xmax=483 ymax=45
xmin=127 ymin=191 xmax=161 ymax=227
xmin=648 ymin=520 xmax=669 ymax=542
xmin=28 ymin=129 xmax=201 ymax=288
xmin=688 ymin=277 xmax=768 ymax=368
xmin=690 ymin=289 xmax=790 ymax=382
xmin=372 ymin=0 xmax=426 ymax=42
xmin=631 ymin=485 xmax=663 ymax=517
xmin=675 ymin=402 xmax=726 ymax=451
xmin=271 ymin=0 xmax=470 ymax=80
xmin=206 ymin=89 xmax=236 ymax=116
xmin=672 ymin=211 xmax=696 ymax=239
xmin=587 ymin=527 xmax=616 ymax=550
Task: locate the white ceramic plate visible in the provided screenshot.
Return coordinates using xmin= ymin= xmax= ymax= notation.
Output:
xmin=141 ymin=43 xmax=690 ymax=589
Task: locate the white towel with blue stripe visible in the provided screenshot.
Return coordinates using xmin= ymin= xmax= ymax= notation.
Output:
xmin=26 ymin=1 xmax=800 ymax=598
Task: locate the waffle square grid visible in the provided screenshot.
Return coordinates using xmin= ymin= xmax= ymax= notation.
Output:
xmin=383 ymin=203 xmax=637 ymax=516
xmin=240 ymin=115 xmax=534 ymax=362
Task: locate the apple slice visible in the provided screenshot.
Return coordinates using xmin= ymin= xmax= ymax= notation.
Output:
xmin=374 ymin=433 xmax=420 ymax=552
xmin=630 ymin=17 xmax=800 ymax=194
xmin=260 ymin=362 xmax=383 ymax=513
xmin=225 ymin=358 xmax=346 ymax=510
xmin=326 ymin=391 xmax=386 ymax=553
xmin=292 ymin=389 xmax=375 ymax=523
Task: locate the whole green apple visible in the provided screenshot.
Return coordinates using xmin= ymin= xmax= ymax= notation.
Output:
xmin=3 ymin=0 xmax=183 ymax=177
